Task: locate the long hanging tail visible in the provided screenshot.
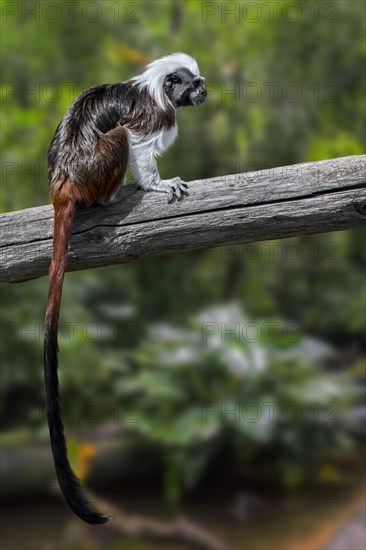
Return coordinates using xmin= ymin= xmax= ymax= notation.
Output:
xmin=44 ymin=183 xmax=108 ymax=524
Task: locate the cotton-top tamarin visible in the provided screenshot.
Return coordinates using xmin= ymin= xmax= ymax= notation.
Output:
xmin=45 ymin=53 xmax=207 ymax=524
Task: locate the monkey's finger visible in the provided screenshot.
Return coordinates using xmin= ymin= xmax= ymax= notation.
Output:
xmin=174 ymin=186 xmax=182 ymax=200
xmin=178 ymin=189 xmax=189 ymax=200
xmin=167 ymin=190 xmax=174 ymax=203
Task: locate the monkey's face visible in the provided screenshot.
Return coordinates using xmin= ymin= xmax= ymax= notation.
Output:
xmin=164 ymin=68 xmax=207 ymax=108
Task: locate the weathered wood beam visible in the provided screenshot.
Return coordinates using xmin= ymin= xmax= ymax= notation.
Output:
xmin=1 ymin=155 xmax=365 ymax=283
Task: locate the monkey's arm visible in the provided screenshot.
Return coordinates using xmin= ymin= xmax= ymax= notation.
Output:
xmin=127 ymin=134 xmax=188 ymax=202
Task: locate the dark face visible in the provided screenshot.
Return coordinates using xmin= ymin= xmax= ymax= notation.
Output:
xmin=163 ymin=68 xmax=207 ymax=108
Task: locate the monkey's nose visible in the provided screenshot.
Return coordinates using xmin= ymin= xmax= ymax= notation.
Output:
xmin=200 ymin=88 xmax=207 ymax=98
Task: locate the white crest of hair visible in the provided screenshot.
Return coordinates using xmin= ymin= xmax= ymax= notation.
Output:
xmin=130 ymin=52 xmax=200 ymax=111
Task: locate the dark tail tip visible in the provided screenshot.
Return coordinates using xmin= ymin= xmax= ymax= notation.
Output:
xmin=56 ymin=468 xmax=110 ymax=524
xmin=44 ymin=319 xmax=109 ymax=525
xmin=58 ymin=475 xmax=110 ymax=525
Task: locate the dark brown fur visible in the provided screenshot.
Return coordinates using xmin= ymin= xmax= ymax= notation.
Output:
xmin=48 ymin=83 xmax=175 ymax=195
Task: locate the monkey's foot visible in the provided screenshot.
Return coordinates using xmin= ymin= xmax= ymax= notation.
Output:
xmin=149 ymin=178 xmax=189 ymax=202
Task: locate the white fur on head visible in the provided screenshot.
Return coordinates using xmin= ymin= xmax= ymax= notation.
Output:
xmin=130 ymin=52 xmax=200 ymax=110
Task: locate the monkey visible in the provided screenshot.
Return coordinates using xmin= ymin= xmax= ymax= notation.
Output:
xmin=44 ymin=53 xmax=207 ymax=525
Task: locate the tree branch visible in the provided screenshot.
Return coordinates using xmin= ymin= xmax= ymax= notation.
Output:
xmin=1 ymin=155 xmax=365 ymax=283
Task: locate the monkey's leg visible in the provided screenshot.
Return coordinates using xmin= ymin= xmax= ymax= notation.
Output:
xmin=95 ymin=181 xmax=125 ymax=206
xmin=86 ymin=126 xmax=129 ymax=206
xmin=128 ymin=145 xmax=189 ymax=202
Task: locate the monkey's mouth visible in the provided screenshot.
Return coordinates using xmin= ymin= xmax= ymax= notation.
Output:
xmin=190 ymin=89 xmax=207 ymax=105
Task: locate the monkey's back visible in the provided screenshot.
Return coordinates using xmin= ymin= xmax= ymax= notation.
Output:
xmin=47 ymin=82 xmax=175 ymax=197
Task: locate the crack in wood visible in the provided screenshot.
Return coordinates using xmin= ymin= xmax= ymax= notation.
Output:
xmin=1 ymin=155 xmax=365 ymax=283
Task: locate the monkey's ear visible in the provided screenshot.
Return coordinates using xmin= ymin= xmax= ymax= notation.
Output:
xmin=164 ymin=73 xmax=179 ymax=90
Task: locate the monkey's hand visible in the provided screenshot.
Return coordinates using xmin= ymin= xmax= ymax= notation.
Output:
xmin=145 ymin=177 xmax=189 ymax=203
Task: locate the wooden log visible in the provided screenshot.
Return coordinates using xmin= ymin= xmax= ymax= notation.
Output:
xmin=1 ymin=155 xmax=365 ymax=283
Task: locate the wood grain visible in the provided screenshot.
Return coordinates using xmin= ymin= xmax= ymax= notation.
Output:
xmin=1 ymin=155 xmax=365 ymax=283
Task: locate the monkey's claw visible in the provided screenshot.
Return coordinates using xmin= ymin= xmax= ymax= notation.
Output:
xmin=143 ymin=178 xmax=189 ymax=202
xmin=166 ymin=178 xmax=189 ymax=203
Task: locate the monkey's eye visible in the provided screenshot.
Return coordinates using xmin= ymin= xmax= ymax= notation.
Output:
xmin=193 ymin=77 xmax=205 ymax=88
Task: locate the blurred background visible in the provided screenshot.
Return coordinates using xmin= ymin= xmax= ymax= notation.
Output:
xmin=1 ymin=1 xmax=365 ymax=549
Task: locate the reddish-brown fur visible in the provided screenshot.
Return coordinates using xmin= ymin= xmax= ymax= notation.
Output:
xmin=44 ymin=177 xmax=111 ymax=524
xmin=46 ymin=179 xmax=76 ymax=331
xmin=47 ymin=126 xmax=128 ymax=330
xmin=50 ymin=126 xmax=129 ymax=208
xmin=43 ymin=124 xmax=130 ymax=525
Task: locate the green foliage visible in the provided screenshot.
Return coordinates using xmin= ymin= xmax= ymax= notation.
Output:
xmin=1 ymin=0 xmax=365 ymax=500
xmin=115 ymin=305 xmax=358 ymax=501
